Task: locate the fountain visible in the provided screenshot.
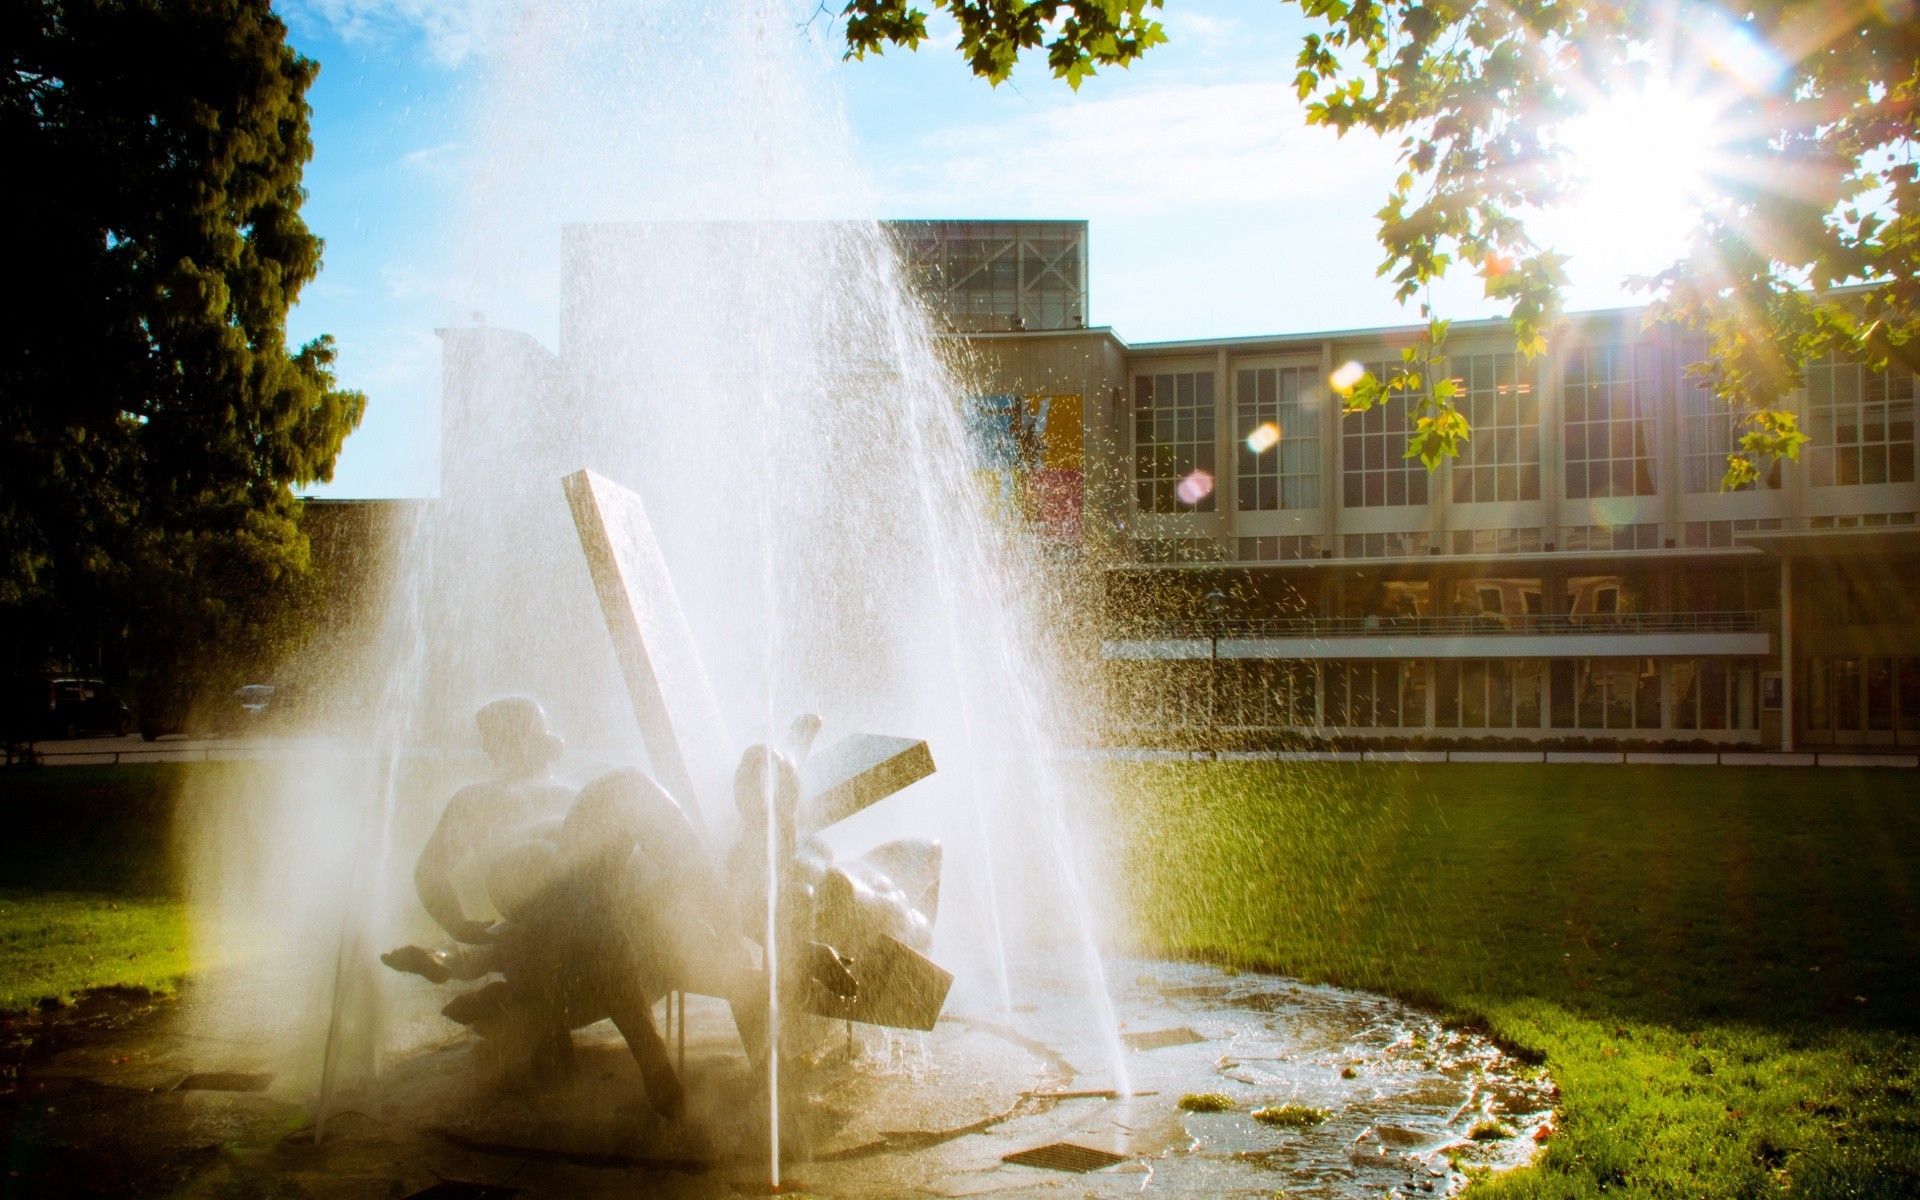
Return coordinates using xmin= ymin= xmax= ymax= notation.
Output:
xmin=147 ymin=3 xmax=1558 ymax=1195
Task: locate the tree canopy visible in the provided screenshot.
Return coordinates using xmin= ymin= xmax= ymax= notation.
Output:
xmin=843 ymin=0 xmax=1919 ymax=487
xmin=1 ymin=0 xmax=363 ymax=716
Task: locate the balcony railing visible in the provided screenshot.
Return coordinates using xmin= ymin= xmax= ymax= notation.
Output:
xmin=1111 ymin=610 xmax=1769 ymax=640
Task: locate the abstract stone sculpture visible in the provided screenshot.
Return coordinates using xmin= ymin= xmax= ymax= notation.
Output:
xmin=566 ymin=468 xmax=951 ymax=1034
xmin=383 ymin=468 xmax=951 ymax=1118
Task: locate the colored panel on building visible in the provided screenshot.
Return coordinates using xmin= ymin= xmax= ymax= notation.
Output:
xmin=1027 ymin=468 xmax=1084 ymax=543
xmin=967 ymin=395 xmax=1023 ymax=470
xmin=1035 ymin=393 xmax=1084 ymax=470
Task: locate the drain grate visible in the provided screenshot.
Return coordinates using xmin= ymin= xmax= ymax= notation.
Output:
xmin=402 ymin=1184 xmax=522 ymax=1200
xmin=1002 ymin=1143 xmax=1127 ymax=1173
xmin=1121 ymin=1026 xmax=1204 ymax=1051
xmin=175 ymin=1072 xmax=272 ymax=1092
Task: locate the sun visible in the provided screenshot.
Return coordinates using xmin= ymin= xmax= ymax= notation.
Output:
xmin=1540 ymin=77 xmax=1732 ymax=284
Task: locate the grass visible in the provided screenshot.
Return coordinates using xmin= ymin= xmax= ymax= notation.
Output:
xmin=1109 ymin=762 xmax=1920 ymax=1198
xmin=0 ymin=765 xmax=191 ymax=1012
xmin=1253 ymin=1102 xmax=1331 ymax=1127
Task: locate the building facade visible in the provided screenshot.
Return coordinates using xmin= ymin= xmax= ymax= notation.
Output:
xmin=901 ymin=220 xmax=1920 ymax=751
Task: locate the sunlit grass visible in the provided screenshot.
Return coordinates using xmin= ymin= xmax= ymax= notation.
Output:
xmin=0 ymin=893 xmax=187 ymax=1012
xmin=0 ymin=765 xmax=195 ymax=1011
xmin=1110 ymin=762 xmax=1920 ymax=1198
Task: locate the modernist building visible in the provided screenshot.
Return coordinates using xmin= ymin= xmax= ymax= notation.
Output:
xmin=900 ymin=220 xmax=1920 ymax=751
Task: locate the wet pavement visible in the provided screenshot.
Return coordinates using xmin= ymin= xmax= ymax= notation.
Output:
xmin=1 ymin=963 xmax=1553 ymax=1198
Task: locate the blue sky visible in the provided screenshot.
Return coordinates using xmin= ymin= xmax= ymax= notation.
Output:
xmin=280 ymin=1 xmax=1678 ymax=498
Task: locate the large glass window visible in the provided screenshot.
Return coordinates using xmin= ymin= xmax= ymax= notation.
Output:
xmin=1805 ymin=355 xmax=1916 ymax=486
xmin=1322 ymin=662 xmax=1425 ymax=727
xmin=1449 ymin=352 xmax=1540 ymax=502
xmin=1342 ymin=359 xmax=1430 ymax=508
xmin=1432 ymin=659 xmax=1544 ymax=729
xmin=1134 ymin=372 xmax=1216 ymax=513
xmin=1564 ymin=343 xmax=1658 ymax=499
xmin=1548 ymin=658 xmax=1666 ymax=729
xmin=1216 ymin=661 xmax=1318 ymax=729
xmin=1806 ymin=656 xmax=1918 ymax=738
xmin=1236 ymin=366 xmax=1321 ymax=510
xmin=1681 ymin=346 xmax=1778 ymax=492
xmin=1671 ymin=660 xmax=1727 ymax=730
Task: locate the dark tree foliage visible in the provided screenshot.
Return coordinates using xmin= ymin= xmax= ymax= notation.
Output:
xmin=0 ymin=0 xmax=364 ymax=718
xmin=842 ymin=0 xmax=1920 ymax=487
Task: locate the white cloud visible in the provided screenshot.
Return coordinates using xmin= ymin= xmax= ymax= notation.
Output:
xmin=284 ymin=0 xmax=517 ymax=66
xmin=398 ymin=140 xmax=468 ymax=179
xmin=876 ymin=80 xmax=1398 ymax=218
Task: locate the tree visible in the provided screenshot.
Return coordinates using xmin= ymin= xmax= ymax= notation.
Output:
xmin=0 ymin=0 xmax=364 ymax=721
xmin=843 ymin=0 xmax=1919 ymax=487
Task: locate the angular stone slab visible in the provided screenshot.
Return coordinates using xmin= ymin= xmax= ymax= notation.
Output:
xmin=801 ymin=734 xmax=935 ymax=836
xmin=805 ymin=934 xmax=953 ymax=1032
xmin=565 ymin=468 xmax=734 ymax=829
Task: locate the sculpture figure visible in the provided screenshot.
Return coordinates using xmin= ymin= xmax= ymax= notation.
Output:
xmin=382 ymin=700 xmax=758 ymax=1116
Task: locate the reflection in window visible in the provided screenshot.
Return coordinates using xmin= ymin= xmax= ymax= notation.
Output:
xmin=1323 ymin=661 xmax=1425 ymax=727
xmin=1563 ymin=343 xmax=1658 ymax=498
xmin=1672 ymin=660 xmax=1736 ymax=731
xmin=1681 ymin=343 xmax=1780 ymax=492
xmin=1806 ymin=656 xmax=1916 ymax=737
xmin=1449 ymin=352 xmax=1540 ymax=502
xmin=1565 ymin=575 xmax=1640 ymax=616
xmin=1452 ymin=578 xmax=1542 ymax=618
xmin=1214 ymin=661 xmax=1319 ymax=729
xmin=1572 ymin=659 xmax=1658 ymax=728
xmin=1432 ymin=660 xmax=1544 ymax=729
xmin=1236 ymin=366 xmax=1321 ymax=510
xmin=1805 ymin=355 xmax=1916 ymax=487
xmin=1342 ymin=360 xmax=1430 ymax=508
xmin=1133 ymin=372 xmax=1216 ymax=513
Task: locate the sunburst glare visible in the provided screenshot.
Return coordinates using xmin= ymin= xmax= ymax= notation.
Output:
xmin=1542 ymin=77 xmax=1731 ymax=283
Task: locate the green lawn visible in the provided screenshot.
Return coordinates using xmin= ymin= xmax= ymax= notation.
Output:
xmin=1109 ymin=762 xmax=1920 ymax=1198
xmin=0 ymin=765 xmax=190 ymax=1012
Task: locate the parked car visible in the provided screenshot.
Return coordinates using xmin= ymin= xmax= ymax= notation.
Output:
xmin=4 ymin=678 xmax=131 ymax=740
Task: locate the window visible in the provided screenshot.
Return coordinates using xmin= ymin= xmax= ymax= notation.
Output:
xmin=1809 ymin=512 xmax=1918 ymax=527
xmin=1681 ymin=346 xmax=1779 ymax=492
xmin=1560 ymin=523 xmax=1659 ymax=552
xmin=1449 ymin=528 xmax=1543 ymax=555
xmin=1216 ymin=661 xmax=1319 ymax=729
xmin=1323 ymin=662 xmax=1425 ymax=727
xmin=1806 ymin=657 xmax=1909 ymax=736
xmin=1552 ymin=659 xmax=1661 ymax=729
xmin=1806 ymin=355 xmax=1916 ymax=486
xmin=1453 ymin=578 xmax=1542 ymax=619
xmin=1129 ymin=537 xmax=1224 ymax=564
xmin=1342 ymin=359 xmax=1431 ymax=508
xmin=1564 ymin=343 xmax=1658 ymax=498
xmin=1343 ymin=531 xmax=1432 ymax=558
xmin=1134 ymin=372 xmax=1216 ymax=513
xmin=1238 ymin=535 xmax=1323 ymax=562
xmin=1236 ymin=366 xmax=1321 ymax=510
xmin=1681 ymin=518 xmax=1782 ymax=548
xmin=1449 ymin=352 xmax=1540 ymax=502
xmin=1811 ymin=577 xmax=1911 ymax=627
xmin=1432 ymin=660 xmax=1544 ymax=729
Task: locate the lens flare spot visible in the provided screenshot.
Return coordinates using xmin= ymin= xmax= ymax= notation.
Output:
xmin=1245 ymin=422 xmax=1282 ymax=454
xmin=1329 ymin=361 xmax=1365 ymax=395
xmin=1176 ymin=470 xmax=1214 ymax=506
